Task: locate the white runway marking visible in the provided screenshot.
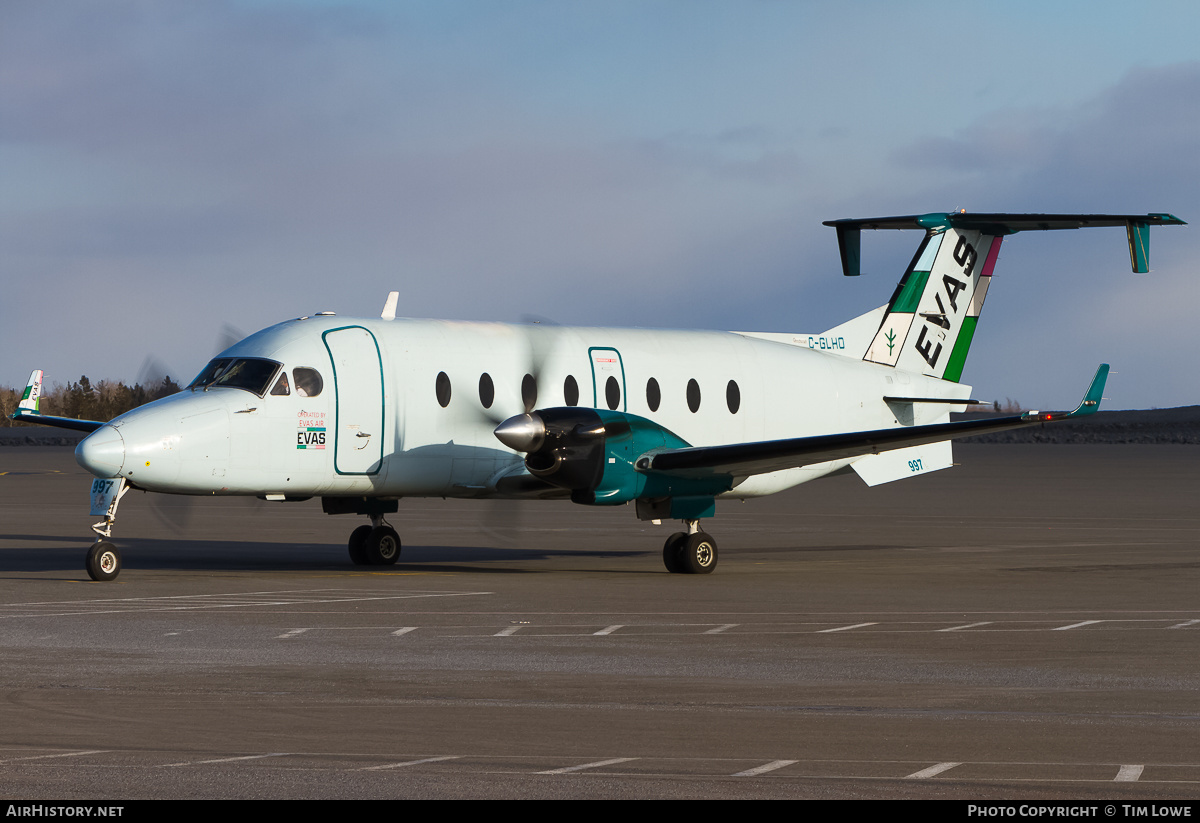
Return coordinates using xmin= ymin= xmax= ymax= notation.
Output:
xmin=593 ymin=625 xmax=624 ymax=635
xmin=276 ymin=629 xmax=309 ymax=639
xmin=164 ymin=753 xmax=289 ymax=767
xmin=733 ymin=759 xmax=797 ymax=777
xmin=391 ymin=627 xmax=419 ymax=636
xmin=1052 ymin=620 xmax=1103 ymax=631
xmin=0 ymin=588 xmax=493 ymax=619
xmin=906 ymin=762 xmax=961 ymax=779
xmin=817 ymin=622 xmax=877 ymax=633
xmin=495 ymin=626 xmax=521 ymax=636
xmin=704 ymin=624 xmax=739 ymax=634
xmin=537 ymin=757 xmax=637 ymax=775
xmin=1169 ymin=619 xmax=1200 ymax=629
xmin=362 ymin=755 xmax=460 ymax=770
xmin=937 ymin=622 xmax=993 ymax=632
xmin=0 ymin=750 xmax=108 ymax=765
xmin=1115 ymin=764 xmax=1144 ymax=782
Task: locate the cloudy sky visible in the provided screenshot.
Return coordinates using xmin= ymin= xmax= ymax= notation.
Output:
xmin=3 ymin=0 xmax=1197 ymax=409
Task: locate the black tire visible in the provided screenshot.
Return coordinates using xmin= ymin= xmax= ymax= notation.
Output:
xmin=680 ymin=533 xmax=718 ymax=575
xmin=662 ymin=532 xmax=686 ymax=573
xmin=86 ymin=541 xmax=121 ymax=582
xmin=348 ymin=525 xmax=372 ymax=565
xmin=366 ymin=526 xmax=401 ymax=565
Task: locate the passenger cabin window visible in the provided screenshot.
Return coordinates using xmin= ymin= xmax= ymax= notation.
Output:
xmin=726 ymin=380 xmax=740 ymax=414
xmin=521 ymin=374 xmax=537 ymax=411
xmin=605 ymin=376 xmax=621 ymax=410
xmin=436 ymin=372 xmax=452 ymax=408
xmin=646 ymin=378 xmax=661 ymax=412
xmin=687 ymin=379 xmax=701 ymax=413
xmin=293 ymin=368 xmax=323 ymax=398
xmin=564 ymin=375 xmax=579 ymax=406
xmin=479 ymin=373 xmax=495 ymax=409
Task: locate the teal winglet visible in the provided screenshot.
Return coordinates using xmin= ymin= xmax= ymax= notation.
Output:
xmin=1018 ymin=364 xmax=1108 ymax=423
xmin=1070 ymin=363 xmax=1109 ymax=417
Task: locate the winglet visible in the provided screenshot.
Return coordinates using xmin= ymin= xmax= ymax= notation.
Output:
xmin=16 ymin=370 xmax=43 ymax=414
xmin=11 ymin=369 xmax=105 ymax=432
xmin=1021 ymin=363 xmax=1109 ymax=423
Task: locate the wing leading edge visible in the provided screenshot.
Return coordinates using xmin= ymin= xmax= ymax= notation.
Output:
xmin=639 ymin=365 xmax=1109 ymax=479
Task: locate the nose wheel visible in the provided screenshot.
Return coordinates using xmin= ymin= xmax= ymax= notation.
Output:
xmin=86 ymin=541 xmax=122 ymax=582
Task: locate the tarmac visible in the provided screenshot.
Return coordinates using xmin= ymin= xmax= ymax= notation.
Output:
xmin=1 ymin=444 xmax=1198 ymax=799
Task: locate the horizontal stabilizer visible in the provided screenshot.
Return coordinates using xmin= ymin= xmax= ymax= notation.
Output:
xmin=824 ymin=212 xmax=1185 ymax=275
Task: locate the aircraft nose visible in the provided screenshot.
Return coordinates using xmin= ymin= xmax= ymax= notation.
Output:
xmin=76 ymin=425 xmax=126 ymax=478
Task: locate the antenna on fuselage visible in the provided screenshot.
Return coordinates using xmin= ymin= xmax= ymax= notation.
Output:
xmin=381 ymin=291 xmax=399 ymax=321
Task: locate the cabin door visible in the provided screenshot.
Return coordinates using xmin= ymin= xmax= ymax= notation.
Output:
xmin=588 ymin=347 xmax=626 ymax=412
xmin=323 ymin=326 xmax=385 ymax=475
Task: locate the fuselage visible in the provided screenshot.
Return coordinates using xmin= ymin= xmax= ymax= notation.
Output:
xmin=75 ymin=314 xmax=971 ymax=501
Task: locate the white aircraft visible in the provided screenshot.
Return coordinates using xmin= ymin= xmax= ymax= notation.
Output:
xmin=14 ymin=211 xmax=1184 ymax=581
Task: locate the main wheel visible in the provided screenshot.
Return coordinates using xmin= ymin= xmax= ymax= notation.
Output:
xmin=348 ymin=525 xmax=372 ymax=565
xmin=86 ymin=541 xmax=122 ymax=582
xmin=680 ymin=533 xmax=718 ymax=575
xmin=662 ymin=532 xmax=687 ymax=573
xmin=366 ymin=526 xmax=401 ymax=565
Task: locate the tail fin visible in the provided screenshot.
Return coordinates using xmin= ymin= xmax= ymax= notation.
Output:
xmin=824 ymin=212 xmax=1185 ymax=382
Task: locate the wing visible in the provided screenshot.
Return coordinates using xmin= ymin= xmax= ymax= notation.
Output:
xmin=640 ymin=364 xmax=1108 ymax=478
xmin=9 ymin=370 xmax=105 ymax=433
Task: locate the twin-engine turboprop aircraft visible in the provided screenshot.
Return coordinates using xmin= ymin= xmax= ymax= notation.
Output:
xmin=14 ymin=212 xmax=1184 ymax=581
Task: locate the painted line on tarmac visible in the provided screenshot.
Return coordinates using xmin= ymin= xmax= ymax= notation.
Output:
xmin=163 ymin=753 xmax=290 ymax=767
xmin=1115 ymin=765 xmax=1144 ymax=782
xmin=937 ymin=622 xmax=993 ymax=632
xmin=537 ymin=757 xmax=638 ymax=775
xmin=362 ymin=756 xmax=461 ymax=771
xmin=593 ymin=625 xmax=624 ymax=635
xmin=1052 ymin=620 xmax=1103 ymax=631
xmin=0 ymin=588 xmax=494 ymax=619
xmin=907 ymin=762 xmax=961 ymax=779
xmin=0 ymin=750 xmax=108 ymax=765
xmin=733 ymin=759 xmax=797 ymax=777
xmin=704 ymin=623 xmax=739 ymax=634
xmin=816 ymin=622 xmax=878 ymax=633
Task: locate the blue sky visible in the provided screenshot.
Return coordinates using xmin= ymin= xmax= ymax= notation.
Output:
xmin=3 ymin=1 xmax=1197 ymax=409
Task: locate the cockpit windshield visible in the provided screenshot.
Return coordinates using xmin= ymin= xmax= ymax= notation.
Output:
xmin=188 ymin=358 xmax=282 ymax=397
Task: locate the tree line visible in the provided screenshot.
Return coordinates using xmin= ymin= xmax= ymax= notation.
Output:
xmin=0 ymin=375 xmax=182 ymax=427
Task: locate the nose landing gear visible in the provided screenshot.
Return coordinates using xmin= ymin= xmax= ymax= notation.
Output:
xmin=84 ymin=478 xmax=130 ymax=581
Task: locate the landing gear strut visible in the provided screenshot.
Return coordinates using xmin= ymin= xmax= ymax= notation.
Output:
xmin=347 ymin=515 xmax=401 ymax=566
xmin=662 ymin=520 xmax=718 ymax=575
xmin=85 ymin=478 xmax=129 ymax=581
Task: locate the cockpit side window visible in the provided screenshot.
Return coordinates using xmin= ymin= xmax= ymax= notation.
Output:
xmin=293 ymin=368 xmax=323 ymax=398
xmin=188 ymin=357 xmax=282 ymax=397
xmin=270 ymin=372 xmax=291 ymax=396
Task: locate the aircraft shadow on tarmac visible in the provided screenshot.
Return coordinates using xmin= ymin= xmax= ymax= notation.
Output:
xmin=0 ymin=536 xmax=656 ymax=576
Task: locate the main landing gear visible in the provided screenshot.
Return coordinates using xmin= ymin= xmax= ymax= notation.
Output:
xmin=662 ymin=520 xmax=718 ymax=575
xmin=347 ymin=515 xmax=402 ymax=566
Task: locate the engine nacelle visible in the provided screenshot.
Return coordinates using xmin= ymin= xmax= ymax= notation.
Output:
xmin=494 ymin=408 xmax=734 ymax=506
